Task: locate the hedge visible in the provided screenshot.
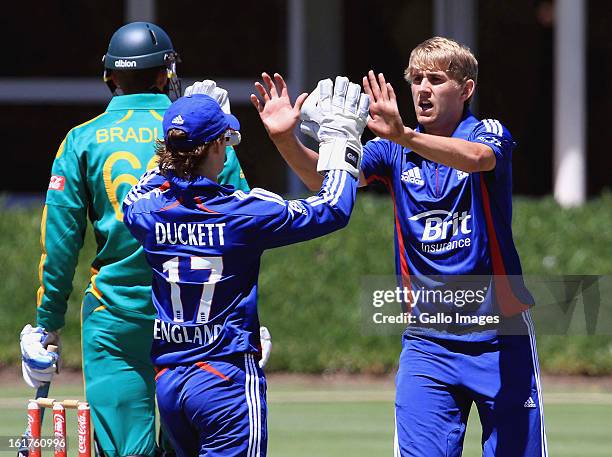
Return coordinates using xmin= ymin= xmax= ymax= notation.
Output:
xmin=1 ymin=192 xmax=611 ymax=374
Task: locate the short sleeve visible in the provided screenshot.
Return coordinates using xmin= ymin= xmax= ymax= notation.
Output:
xmin=470 ymin=119 xmax=517 ymax=179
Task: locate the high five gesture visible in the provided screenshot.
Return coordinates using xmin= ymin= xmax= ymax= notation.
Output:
xmin=251 ymin=72 xmax=308 ymax=140
xmin=362 ymin=70 xmax=408 ymax=143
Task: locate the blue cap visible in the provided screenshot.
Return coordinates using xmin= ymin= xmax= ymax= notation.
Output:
xmin=162 ymin=94 xmax=240 ymax=149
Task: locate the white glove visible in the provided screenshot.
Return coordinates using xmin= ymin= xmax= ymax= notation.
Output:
xmin=300 ymin=79 xmax=326 ymax=141
xmin=20 ymin=324 xmax=59 ymax=389
xmin=184 ymin=80 xmax=241 ymax=146
xmin=184 ymin=80 xmax=231 ymax=114
xmin=259 ymin=326 xmax=272 ymax=369
xmin=301 ymin=76 xmax=370 ymax=178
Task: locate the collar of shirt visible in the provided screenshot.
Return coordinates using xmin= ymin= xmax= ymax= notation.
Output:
xmin=167 ymin=172 xmax=235 ymax=200
xmin=414 ymin=108 xmax=479 ymax=140
xmin=105 ymin=93 xmax=171 ymax=111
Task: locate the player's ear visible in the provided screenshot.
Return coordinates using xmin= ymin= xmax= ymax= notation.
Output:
xmin=155 ymin=68 xmax=168 ymax=91
xmin=213 ymin=138 xmax=226 ymax=156
xmin=461 ymin=79 xmax=475 ymax=103
xmin=110 ymin=72 xmax=122 ymax=90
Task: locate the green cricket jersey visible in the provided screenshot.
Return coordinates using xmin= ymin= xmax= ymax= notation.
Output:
xmin=37 ymin=93 xmax=249 ymax=331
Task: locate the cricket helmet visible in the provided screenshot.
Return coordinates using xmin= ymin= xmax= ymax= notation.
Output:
xmin=102 ymin=22 xmax=181 ymax=99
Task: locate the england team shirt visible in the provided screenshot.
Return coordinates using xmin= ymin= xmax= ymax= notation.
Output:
xmin=123 ymin=169 xmax=357 ymax=365
xmin=361 ymin=110 xmax=533 ymax=337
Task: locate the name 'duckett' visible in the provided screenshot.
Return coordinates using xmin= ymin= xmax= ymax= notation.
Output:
xmin=155 ymin=222 xmax=226 ymax=246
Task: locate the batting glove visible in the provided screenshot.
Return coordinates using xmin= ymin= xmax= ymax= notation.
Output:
xmin=301 ymin=76 xmax=370 ymax=179
xmin=259 ymin=326 xmax=272 ymax=369
xmin=20 ymin=324 xmax=60 ymax=389
xmin=184 ymin=80 xmax=231 ymax=114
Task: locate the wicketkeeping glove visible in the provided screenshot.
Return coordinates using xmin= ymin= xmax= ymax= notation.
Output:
xmin=300 ymin=79 xmax=326 ymax=142
xmin=301 ymin=76 xmax=370 ymax=178
xmin=184 ymin=80 xmax=241 ymax=146
xmin=184 ymin=80 xmax=231 ymax=113
xmin=20 ymin=324 xmax=60 ymax=389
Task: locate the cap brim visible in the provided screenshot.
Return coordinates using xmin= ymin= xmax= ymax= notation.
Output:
xmin=225 ymin=113 xmax=240 ymax=131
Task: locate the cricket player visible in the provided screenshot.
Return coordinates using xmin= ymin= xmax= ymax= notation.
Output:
xmin=19 ymin=22 xmax=251 ymax=457
xmin=257 ymin=38 xmax=547 ymax=457
xmin=122 ymin=76 xmax=369 ymax=457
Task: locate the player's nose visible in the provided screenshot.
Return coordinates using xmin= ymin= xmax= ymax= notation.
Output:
xmin=419 ymin=77 xmax=434 ymax=91
xmin=417 ymin=82 xmax=433 ymax=96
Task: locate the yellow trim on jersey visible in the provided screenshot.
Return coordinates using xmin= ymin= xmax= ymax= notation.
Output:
xmin=149 ymin=109 xmax=163 ymax=121
xmin=90 ymin=274 xmax=103 ymax=300
xmin=93 ymin=305 xmax=107 ymax=312
xmin=36 ymin=205 xmax=48 ymax=307
xmin=55 ymin=138 xmax=67 ymax=159
xmin=115 ymin=110 xmax=134 ymax=124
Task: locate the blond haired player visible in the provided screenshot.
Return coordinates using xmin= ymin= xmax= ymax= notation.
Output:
xmin=258 ymin=37 xmax=547 ymax=457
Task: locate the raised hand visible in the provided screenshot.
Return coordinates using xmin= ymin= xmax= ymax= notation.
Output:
xmin=362 ymin=70 xmax=407 ymax=142
xmin=251 ymin=73 xmax=308 ymax=140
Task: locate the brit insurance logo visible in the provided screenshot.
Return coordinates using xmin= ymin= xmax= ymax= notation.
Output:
xmin=401 ymin=167 xmax=424 ymax=186
xmin=409 ymin=209 xmax=472 ymax=253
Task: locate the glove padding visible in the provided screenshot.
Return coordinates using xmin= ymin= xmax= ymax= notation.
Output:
xmin=20 ymin=324 xmax=60 ymax=389
xmin=184 ymin=80 xmax=231 ymax=114
xmin=259 ymin=326 xmax=272 ymax=369
xmin=301 ymin=76 xmax=370 ymax=178
xmin=300 ymin=79 xmax=326 ymax=141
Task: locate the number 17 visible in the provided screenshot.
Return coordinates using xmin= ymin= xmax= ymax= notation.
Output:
xmin=162 ymin=256 xmax=224 ymax=323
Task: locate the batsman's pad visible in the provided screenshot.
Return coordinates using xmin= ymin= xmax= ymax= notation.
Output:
xmin=303 ymin=76 xmax=370 ymax=179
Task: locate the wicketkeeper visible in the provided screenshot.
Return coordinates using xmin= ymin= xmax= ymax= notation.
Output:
xmin=122 ymin=75 xmax=368 ymax=457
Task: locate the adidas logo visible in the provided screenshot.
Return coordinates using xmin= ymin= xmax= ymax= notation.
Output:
xmin=172 ymin=115 xmax=184 ymax=125
xmin=524 ymin=397 xmax=536 ymax=408
xmin=457 ymin=170 xmax=469 ymax=180
xmin=401 ymin=167 xmax=424 ymax=186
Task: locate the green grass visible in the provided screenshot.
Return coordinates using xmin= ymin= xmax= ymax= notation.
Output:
xmin=1 ymin=193 xmax=612 ymax=374
xmin=0 ymin=379 xmax=610 ymax=457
